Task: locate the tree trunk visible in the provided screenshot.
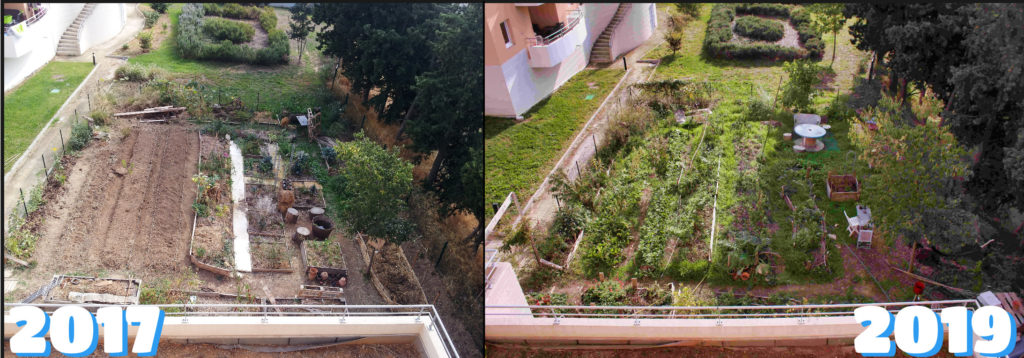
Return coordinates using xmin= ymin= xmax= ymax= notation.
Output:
xmin=297 ymin=39 xmax=304 ymax=65
xmin=427 ymin=145 xmax=448 ymax=186
xmin=395 ymin=92 xmax=420 ymax=142
xmin=464 ymin=221 xmax=483 ymax=246
xmin=830 ymin=30 xmax=837 ymax=67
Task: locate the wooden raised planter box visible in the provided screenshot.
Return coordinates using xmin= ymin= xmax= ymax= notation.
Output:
xmin=250 ymin=236 xmax=295 ymax=273
xmin=300 ymin=240 xmax=348 ymax=287
xmin=826 ymin=173 xmax=860 ymax=202
xmin=43 ymin=275 xmax=142 ymax=306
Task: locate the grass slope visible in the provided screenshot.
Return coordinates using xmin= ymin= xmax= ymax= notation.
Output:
xmin=4 ymin=61 xmax=94 ymax=173
xmin=485 ymin=68 xmax=625 ymax=218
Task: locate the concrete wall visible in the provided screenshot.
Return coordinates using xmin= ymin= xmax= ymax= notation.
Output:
xmin=4 ymin=315 xmax=452 ymax=358
xmin=3 ymin=3 xmax=85 ymax=92
xmin=78 ymin=3 xmax=126 ymax=56
xmin=609 ymin=3 xmax=657 ymax=61
xmin=485 ymin=3 xmax=620 ymax=118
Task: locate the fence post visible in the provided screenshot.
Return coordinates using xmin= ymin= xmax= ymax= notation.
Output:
xmin=21 ymin=188 xmax=28 ymax=214
xmin=87 ymin=93 xmax=92 ymax=111
xmin=59 ymin=129 xmax=66 ymax=153
xmin=575 ymin=160 xmax=581 ymax=178
xmin=41 ymin=154 xmax=47 ymax=178
xmin=257 ymin=91 xmax=260 ymax=111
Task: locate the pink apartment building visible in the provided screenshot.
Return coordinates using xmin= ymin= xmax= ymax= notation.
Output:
xmin=484 ymin=3 xmax=656 ymax=118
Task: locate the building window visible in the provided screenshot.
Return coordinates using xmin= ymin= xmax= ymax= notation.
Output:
xmin=500 ymin=20 xmax=513 ymax=48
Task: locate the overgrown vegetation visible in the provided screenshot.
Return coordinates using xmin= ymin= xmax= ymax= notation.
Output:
xmin=703 ymin=4 xmax=823 ymax=61
xmin=202 ymin=17 xmax=254 ymax=44
xmin=734 ymin=16 xmax=784 ymax=42
xmin=176 ymin=4 xmax=288 ymax=65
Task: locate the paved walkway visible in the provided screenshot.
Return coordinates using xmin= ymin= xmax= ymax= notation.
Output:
xmin=3 ymin=4 xmax=145 ymax=233
xmin=486 ymin=5 xmax=672 ymax=269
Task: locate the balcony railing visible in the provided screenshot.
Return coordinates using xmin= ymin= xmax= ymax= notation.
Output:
xmin=485 ymin=249 xmax=499 ymax=289
xmin=526 ymin=10 xmax=582 ymax=47
xmin=488 ymin=299 xmax=978 ymax=320
xmin=3 ymin=4 xmax=47 ymax=36
xmin=5 ymin=303 xmax=460 ymax=358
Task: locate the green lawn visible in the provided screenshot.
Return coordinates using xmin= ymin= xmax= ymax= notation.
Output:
xmin=129 ymin=3 xmax=325 ymax=115
xmin=485 ymin=68 xmax=625 ymax=218
xmin=3 ymin=61 xmax=95 ymax=173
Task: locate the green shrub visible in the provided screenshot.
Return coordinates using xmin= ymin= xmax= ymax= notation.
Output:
xmin=677 ymin=260 xmax=710 ymax=281
xmin=115 ymin=63 xmax=162 ymax=82
xmin=138 ymin=31 xmax=153 ymax=51
xmin=790 ymin=7 xmax=825 ymax=59
xmin=150 ymin=3 xmax=168 ymax=13
xmin=222 ymin=3 xmax=255 ymax=19
xmin=68 ymin=121 xmax=92 ymax=152
xmin=580 ymin=215 xmax=631 ymax=274
xmin=258 ymin=7 xmax=277 ymax=32
xmin=203 ymin=17 xmax=254 ymax=44
xmin=582 ymin=280 xmax=627 ymax=307
xmin=175 ymin=4 xmax=287 ymax=65
xmin=537 ymin=235 xmax=568 ymax=261
xmin=143 ymin=10 xmax=159 ymax=28
xmin=780 ymin=59 xmax=822 ymax=111
xmin=735 ymin=3 xmax=790 ymax=17
xmin=703 ymin=4 xmax=821 ymax=61
xmin=734 ymin=16 xmax=784 ymax=42
xmin=674 ymin=3 xmax=700 ymax=17
xmin=823 ymin=94 xmax=856 ymax=122
xmin=551 ymin=205 xmax=585 ymax=239
xmin=202 ymin=3 xmax=222 ymax=16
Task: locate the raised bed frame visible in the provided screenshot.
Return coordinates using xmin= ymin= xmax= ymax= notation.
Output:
xmin=300 ymin=240 xmax=348 ymax=287
xmin=43 ymin=275 xmax=142 ymax=306
xmin=250 ymin=236 xmax=295 ymax=273
xmin=190 ymin=131 xmax=234 ymax=277
xmin=826 ymin=172 xmax=860 ymax=202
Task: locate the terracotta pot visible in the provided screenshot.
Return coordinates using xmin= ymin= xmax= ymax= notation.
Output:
xmin=310 ymin=215 xmax=334 ymax=240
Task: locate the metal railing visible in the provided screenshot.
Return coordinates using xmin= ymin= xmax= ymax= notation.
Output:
xmin=487 ymin=299 xmax=978 ymax=320
xmin=485 ymin=249 xmax=499 ymax=290
xmin=5 ymin=303 xmax=460 ymax=358
xmin=526 ymin=10 xmax=582 ymax=46
xmin=3 ymin=4 xmax=47 ymax=36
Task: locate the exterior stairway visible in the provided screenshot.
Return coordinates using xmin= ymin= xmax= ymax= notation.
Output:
xmin=589 ymin=3 xmax=631 ymax=65
xmin=56 ymin=3 xmax=97 ymax=56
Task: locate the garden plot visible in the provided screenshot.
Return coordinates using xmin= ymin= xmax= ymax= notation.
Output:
xmin=44 ymin=276 xmax=142 ymax=305
xmin=244 ymin=184 xmax=287 ymax=236
xmin=190 ymin=134 xmax=236 ymax=275
xmin=250 ymin=236 xmax=295 ymax=272
xmin=21 ymin=124 xmax=199 ymax=284
xmin=301 ymin=239 xmax=348 ymax=287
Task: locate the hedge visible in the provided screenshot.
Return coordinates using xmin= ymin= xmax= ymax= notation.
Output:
xmin=703 ymin=4 xmax=824 ymax=61
xmin=790 ymin=8 xmax=825 ymax=59
xmin=202 ymin=3 xmax=276 ymax=32
xmin=735 ymin=3 xmax=790 ymax=18
xmin=734 ymin=16 xmax=784 ymax=42
xmin=203 ymin=17 xmax=254 ymax=44
xmin=176 ymin=4 xmax=288 ymax=65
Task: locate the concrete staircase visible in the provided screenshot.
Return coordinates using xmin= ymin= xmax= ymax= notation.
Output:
xmin=56 ymin=3 xmax=97 ymax=57
xmin=589 ymin=3 xmax=631 ymax=65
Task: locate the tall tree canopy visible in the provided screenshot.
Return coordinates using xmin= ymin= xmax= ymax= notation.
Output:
xmin=310 ymin=4 xmax=484 ymax=245
xmin=402 ymin=3 xmax=485 ymax=244
xmin=328 ymin=132 xmax=416 ymax=244
xmin=311 ymin=3 xmax=440 ymax=123
xmin=845 ymin=3 xmax=1024 ymax=211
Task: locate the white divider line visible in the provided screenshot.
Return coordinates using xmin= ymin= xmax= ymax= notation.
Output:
xmin=229 ymin=140 xmax=252 ymax=272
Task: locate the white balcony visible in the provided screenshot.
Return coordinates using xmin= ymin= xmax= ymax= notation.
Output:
xmin=4 ymin=24 xmax=38 ymax=58
xmin=526 ymin=12 xmax=585 ymax=68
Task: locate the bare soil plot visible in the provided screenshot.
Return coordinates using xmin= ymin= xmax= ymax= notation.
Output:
xmin=245 ymin=183 xmax=287 ymax=236
xmin=250 ymin=236 xmax=295 ymax=271
xmin=25 ymin=124 xmax=199 ymax=284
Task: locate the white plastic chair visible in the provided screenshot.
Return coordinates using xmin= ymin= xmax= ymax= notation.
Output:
xmin=844 ymin=210 xmax=860 ymax=237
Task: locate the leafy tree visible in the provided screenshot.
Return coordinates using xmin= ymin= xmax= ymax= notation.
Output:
xmin=666 ymin=34 xmax=682 ymax=55
xmin=329 ymin=131 xmax=415 ymax=244
xmin=857 ymin=118 xmax=970 ymax=245
xmin=150 ymin=3 xmax=168 ymax=14
xmin=401 ymin=3 xmax=484 ymax=244
xmin=945 ymin=3 xmax=1024 ymax=211
xmin=288 ymin=3 xmax=315 ymax=65
xmin=311 ymin=3 xmax=441 ymax=123
xmin=779 ymin=59 xmax=821 ymax=112
xmin=806 ymin=4 xmax=846 ymax=67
